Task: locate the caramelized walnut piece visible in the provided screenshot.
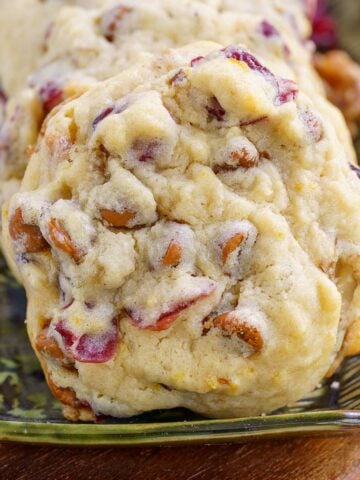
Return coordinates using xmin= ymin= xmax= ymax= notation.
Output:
xmin=100 ymin=6 xmax=132 ymax=42
xmin=35 ymin=328 xmax=65 ymax=362
xmin=48 ymin=217 xmax=83 ymax=263
xmin=229 ymin=148 xmax=259 ymax=169
xmin=218 ymin=378 xmax=231 ymax=385
xmin=47 ymin=376 xmax=89 ymax=409
xmin=213 ymin=312 xmax=264 ymax=351
xmin=162 ymin=241 xmax=182 ymax=267
xmin=9 ymin=208 xmax=49 ymax=253
xmin=221 ymin=233 xmax=245 ymax=264
xmin=100 ymin=208 xmax=135 ymax=227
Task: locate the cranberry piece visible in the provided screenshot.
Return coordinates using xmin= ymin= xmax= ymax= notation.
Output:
xmin=259 ymin=21 xmax=291 ymax=57
xmin=222 ymin=46 xmax=297 ymax=106
xmin=311 ymin=15 xmax=337 ymax=51
xmin=0 ymin=86 xmax=7 ymax=105
xmin=239 ymin=116 xmax=268 ymax=127
xmin=206 ymin=97 xmax=226 ymax=121
xmin=222 ymin=46 xmax=273 ymax=79
xmin=126 ymin=280 xmax=217 ymax=331
xmin=190 ymin=56 xmax=205 ymax=67
xmin=55 ymin=320 xmax=76 ymax=348
xmin=132 ymin=140 xmax=160 ymax=162
xmin=260 ymin=20 xmax=279 ymax=38
xmin=100 ymin=5 xmax=132 ymax=42
xmin=350 ymin=163 xmax=360 ymax=179
xmin=74 ymin=318 xmax=118 ymax=363
xmin=276 ymin=79 xmax=299 ymax=105
xmin=55 ymin=318 xmax=119 ymax=363
xmin=309 ymin=0 xmax=337 ymax=51
xmin=39 ymin=81 xmax=64 ymax=114
xmin=92 ymin=106 xmax=115 ymax=129
xmin=92 ymin=103 xmax=127 ymax=129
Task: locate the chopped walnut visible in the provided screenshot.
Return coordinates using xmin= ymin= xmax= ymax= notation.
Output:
xmin=213 ymin=312 xmax=264 ymax=351
xmin=48 ymin=217 xmax=83 ymax=263
xmin=314 ymin=50 xmax=360 ymax=137
xmin=9 ymin=208 xmax=49 ymax=254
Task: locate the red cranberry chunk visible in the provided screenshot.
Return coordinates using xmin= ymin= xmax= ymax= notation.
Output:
xmin=55 ymin=320 xmax=76 ymax=348
xmin=101 ymin=5 xmax=132 ymax=42
xmin=260 ymin=20 xmax=280 ymax=38
xmin=92 ymin=103 xmax=127 ymax=129
xmin=311 ymin=15 xmax=337 ymax=51
xmin=39 ymin=81 xmax=64 ymax=114
xmin=93 ymin=106 xmax=115 ymax=129
xmin=206 ymin=97 xmax=226 ymax=121
xmin=0 ymin=86 xmax=7 ymax=105
xmin=222 ymin=46 xmax=274 ymax=79
xmin=55 ymin=318 xmax=119 ymax=363
xmin=126 ymin=279 xmax=217 ymax=331
xmin=222 ymin=46 xmax=297 ymax=106
xmin=132 ymin=140 xmax=160 ymax=162
xmin=190 ymin=56 xmax=205 ymax=67
xmin=275 ymin=79 xmax=298 ymax=106
xmin=74 ymin=319 xmax=118 ymax=363
xmin=350 ymin=163 xmax=360 ymax=179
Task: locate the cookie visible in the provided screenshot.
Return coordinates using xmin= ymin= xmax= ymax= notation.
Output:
xmin=0 ymin=0 xmax=318 ymax=219
xmin=4 ymin=39 xmax=359 ymax=419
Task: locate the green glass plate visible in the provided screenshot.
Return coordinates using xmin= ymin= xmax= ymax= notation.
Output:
xmin=1 ymin=0 xmax=360 ymax=446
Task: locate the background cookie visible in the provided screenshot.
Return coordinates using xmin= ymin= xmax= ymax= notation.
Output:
xmin=4 ymin=40 xmax=357 ymax=419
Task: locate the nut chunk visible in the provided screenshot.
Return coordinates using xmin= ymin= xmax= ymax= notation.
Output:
xmin=9 ymin=208 xmax=48 ymax=253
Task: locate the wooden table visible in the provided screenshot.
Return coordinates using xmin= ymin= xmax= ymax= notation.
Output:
xmin=1 ymin=435 xmax=360 ymax=480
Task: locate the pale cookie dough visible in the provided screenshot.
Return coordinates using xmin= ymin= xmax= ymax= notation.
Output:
xmin=3 ymin=39 xmax=359 ymax=419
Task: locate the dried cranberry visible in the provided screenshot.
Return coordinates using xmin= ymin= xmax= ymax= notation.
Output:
xmin=259 ymin=21 xmax=290 ymax=57
xmin=55 ymin=320 xmax=76 ymax=348
xmin=0 ymin=86 xmax=7 ymax=105
xmin=39 ymin=81 xmax=64 ymax=114
xmin=206 ymin=97 xmax=226 ymax=121
xmin=132 ymin=140 xmax=160 ymax=162
xmin=350 ymin=163 xmax=360 ymax=179
xmin=92 ymin=106 xmax=115 ymax=129
xmin=92 ymin=103 xmax=127 ymax=129
xmin=276 ymin=79 xmax=299 ymax=105
xmin=311 ymin=15 xmax=337 ymax=51
xmin=310 ymin=0 xmax=337 ymax=51
xmin=74 ymin=318 xmax=118 ymax=363
xmin=222 ymin=46 xmax=273 ymax=78
xmin=126 ymin=281 xmax=217 ymax=331
xmin=222 ymin=46 xmax=297 ymax=105
xmin=259 ymin=20 xmax=279 ymax=38
xmin=100 ymin=5 xmax=132 ymax=42
xmin=190 ymin=56 xmax=205 ymax=67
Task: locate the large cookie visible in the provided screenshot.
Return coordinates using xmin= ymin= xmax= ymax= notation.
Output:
xmin=3 ymin=39 xmax=359 ymax=419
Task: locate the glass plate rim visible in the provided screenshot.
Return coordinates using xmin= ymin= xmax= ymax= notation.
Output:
xmin=1 ymin=411 xmax=360 ymax=445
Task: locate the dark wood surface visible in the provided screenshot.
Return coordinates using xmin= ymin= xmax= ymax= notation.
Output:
xmin=1 ymin=435 xmax=360 ymax=480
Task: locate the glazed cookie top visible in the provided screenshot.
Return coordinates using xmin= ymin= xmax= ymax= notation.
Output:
xmin=4 ymin=39 xmax=358 ymax=376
